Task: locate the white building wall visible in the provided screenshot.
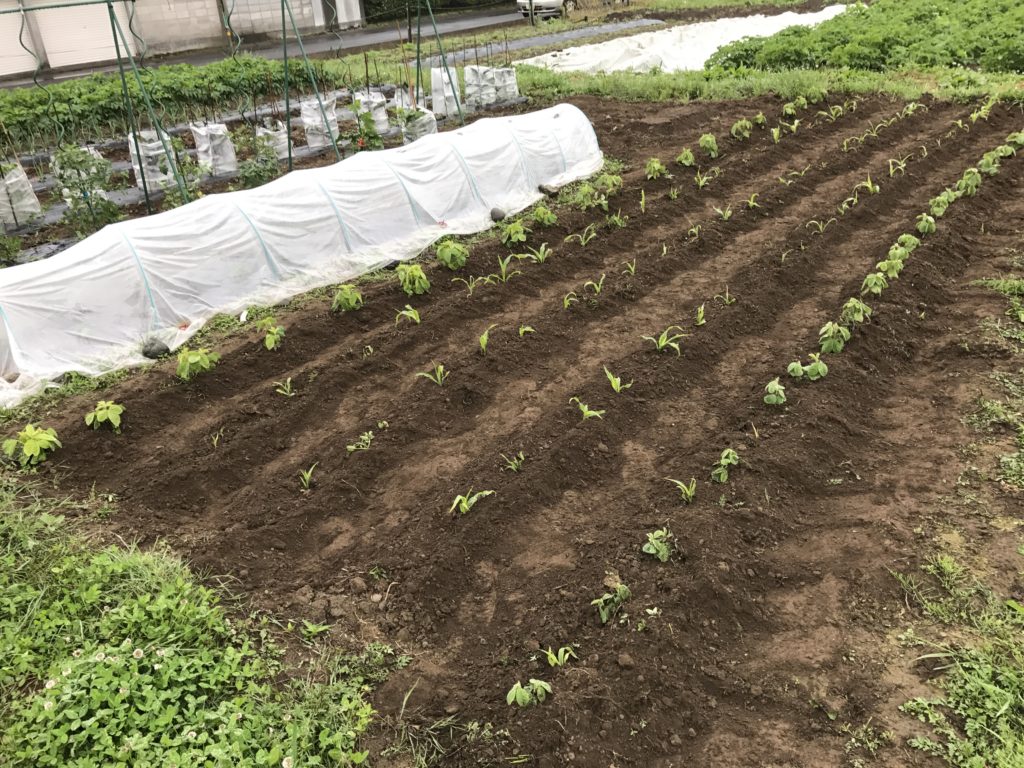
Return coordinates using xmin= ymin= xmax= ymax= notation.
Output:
xmin=133 ymin=0 xmax=225 ymax=55
xmin=230 ymin=0 xmax=317 ymax=37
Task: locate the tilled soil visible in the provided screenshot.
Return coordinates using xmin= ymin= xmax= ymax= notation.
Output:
xmin=37 ymin=94 xmax=1024 ymax=766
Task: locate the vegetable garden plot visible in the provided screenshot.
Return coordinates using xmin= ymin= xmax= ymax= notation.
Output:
xmin=11 ymin=94 xmax=1024 ymax=767
xmin=0 ymin=104 xmax=602 ymax=407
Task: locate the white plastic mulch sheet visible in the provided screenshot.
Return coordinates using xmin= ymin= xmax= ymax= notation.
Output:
xmin=0 ymin=104 xmax=603 ymax=407
xmin=518 ymin=6 xmax=847 ymax=74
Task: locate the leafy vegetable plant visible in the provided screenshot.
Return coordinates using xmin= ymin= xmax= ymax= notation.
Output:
xmin=332 ymin=284 xmax=363 ymax=312
xmin=699 ymin=133 xmax=719 ymax=158
xmin=861 ymin=272 xmax=889 ymax=296
xmin=436 ymin=240 xmax=469 ymax=270
xmin=396 ymin=263 xmax=430 ymax=296
xmin=711 ymin=448 xmax=740 ymax=484
xmin=176 ymin=347 xmax=219 ymax=380
xmin=642 ymin=528 xmax=673 ymax=562
xmin=533 ymin=204 xmax=558 ymax=226
xmin=675 ymin=148 xmax=695 ymax=167
xmin=841 ymin=297 xmax=872 ymax=325
xmin=449 ymin=488 xmax=494 ymax=515
xmin=916 ymin=213 xmax=936 ymax=235
xmin=346 ymin=431 xmax=374 ymax=453
xmin=645 ymin=158 xmax=668 ymax=180
xmin=730 ymin=118 xmax=752 ymax=140
xmin=643 ymin=326 xmax=688 ymax=355
xmin=3 ymin=424 xmax=61 ymax=467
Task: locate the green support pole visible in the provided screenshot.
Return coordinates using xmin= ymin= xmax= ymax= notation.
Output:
xmin=414 ymin=0 xmax=422 ymax=107
xmin=424 ymin=0 xmax=463 ymax=125
xmin=282 ymin=0 xmax=293 ymax=171
xmin=108 ymin=1 xmax=152 ymax=213
xmin=284 ymin=0 xmax=340 ymax=161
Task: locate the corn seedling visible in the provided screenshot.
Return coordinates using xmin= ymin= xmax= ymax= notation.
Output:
xmin=694 ymin=169 xmax=711 ymax=190
xmin=688 ymin=224 xmax=702 ymax=240
xmin=416 ymin=363 xmax=449 ymax=386
xmin=533 ymin=204 xmax=558 ymax=226
xmin=819 ymin=322 xmax=851 ymax=354
xmin=520 ymin=243 xmax=553 ymax=263
xmin=395 ymin=305 xmax=421 ymax=325
xmin=888 ymin=155 xmax=911 ymax=177
xmin=257 ymin=317 xmax=285 ymax=350
xmin=346 ymin=431 xmax=374 ymax=453
xmin=501 ymin=451 xmax=526 ymax=472
xmin=855 ymin=176 xmax=879 ymax=195
xmin=713 ymin=205 xmax=733 ymax=221
xmin=606 ymin=210 xmax=628 ymax=229
xmin=331 ymin=284 xmax=364 ymax=312
xmin=563 ymin=292 xmax=579 ymax=310
xmin=730 ymin=118 xmax=752 ymax=140
xmin=396 ymin=263 xmax=430 ymax=296
xmin=3 ymin=424 xmax=61 ymax=468
xmin=565 ymin=224 xmax=597 ymax=247
xmin=699 ymin=133 xmax=719 ymax=159
xmin=604 ymin=366 xmax=633 ymax=394
xmin=362 ymin=345 xmax=374 ymax=357
xmin=519 ymin=324 xmax=535 ymax=337
xmin=621 ymin=259 xmax=637 ymax=276
xmin=695 ymin=304 xmax=706 ymax=326
xmin=711 ymin=448 xmax=740 ymax=484
xmin=639 ymin=189 xmax=647 ymax=213
xmin=543 ymin=646 xmax=577 ymax=668
xmin=715 ymin=286 xmax=736 ymax=306
xmin=492 ymin=254 xmax=522 ymax=284
xmin=506 ymin=679 xmax=551 ymax=707
xmin=479 ymin=324 xmax=498 ymax=355
xmin=436 ymin=240 xmax=469 ymax=270
xmin=452 ymin=275 xmax=492 ymax=296
xmin=499 ymin=220 xmax=529 ymax=246
xmin=666 ymin=477 xmax=696 ymax=504
xmin=84 ymin=400 xmax=124 ymax=432
xmin=584 ymin=274 xmax=606 ymax=295
xmin=274 ymin=378 xmax=297 ymax=397
xmin=841 ymin=297 xmax=872 ymax=325
xmin=778 ymin=176 xmax=794 ymax=188
xmin=783 ymin=119 xmax=801 ymax=134
xmin=642 ymin=325 xmax=688 ymax=355
xmin=645 ymin=157 xmax=669 ymax=180
xmin=806 ymin=218 xmax=835 ymax=235
xmin=787 ymin=353 xmax=829 ymax=381
xmin=675 ymin=148 xmax=695 ymax=167
xmin=592 ymin=583 xmax=631 ymax=625
xmin=763 ymin=378 xmax=787 ymax=405
xmin=861 ymin=272 xmax=889 ymax=296
xmin=449 ymin=488 xmax=494 ymax=515
xmin=176 ymin=347 xmax=220 ymax=380
xmin=667 ymin=186 xmax=679 ymax=201
xmin=746 ymin=193 xmax=760 ymax=209
xmin=298 ymin=463 xmax=318 ymax=492
xmin=569 ymin=396 xmax=605 ymax=421
xmin=817 ymin=104 xmax=844 ymax=122
xmin=642 ymin=528 xmax=673 ymax=562
xmin=770 ymin=126 xmax=782 ymax=144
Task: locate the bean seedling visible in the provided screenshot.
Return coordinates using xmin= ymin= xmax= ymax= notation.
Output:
xmin=436 ymin=240 xmax=469 ymax=270
xmin=298 ymin=463 xmax=318 ymax=492
xmin=479 ymin=324 xmax=498 ymax=355
xmin=876 ymin=258 xmax=903 ymax=280
xmin=449 ymin=488 xmax=494 ymax=515
xmin=543 ymin=646 xmax=577 ymax=668
xmin=569 ymin=396 xmax=605 ymax=420
xmin=592 ymin=582 xmax=631 ymax=624
xmin=642 ymin=528 xmax=673 ymax=562
xmin=676 ymin=148 xmax=695 ymax=167
xmin=841 ymin=297 xmax=872 ymax=325
xmin=645 ymin=157 xmax=668 ymax=180
xmin=84 ymin=400 xmax=124 ymax=432
xmin=501 ymin=451 xmax=525 ymax=472
xmin=819 ymin=322 xmax=851 ymax=354
xmin=346 ymin=431 xmax=374 ymax=453
xmin=916 ymin=213 xmax=936 ymax=235
xmin=699 ymin=133 xmax=719 ymax=159
xmin=711 ymin=448 xmax=740 ymax=484
xmin=499 ymin=220 xmax=529 ymax=246
xmin=506 ymin=679 xmax=551 ymax=707
xmin=666 ymin=477 xmax=696 ymax=503
xmin=416 ymin=363 xmax=449 ymax=386
xmin=274 ymin=378 xmax=297 ymax=397
xmin=4 ymin=424 xmax=61 ymax=467
xmin=604 ymin=366 xmax=633 ymax=394
xmin=396 ymin=263 xmax=430 ymax=296
xmin=763 ymin=378 xmax=787 ymax=405
xmin=331 ymin=284 xmax=364 ymax=312
xmin=787 ymin=353 xmax=829 ymax=381
xmin=395 ymin=305 xmax=421 ymax=325
xmin=257 ymin=317 xmax=285 ymax=350
xmin=176 ymin=347 xmax=219 ymax=380
xmin=861 ymin=272 xmax=888 ymax=296
xmin=642 ymin=325 xmax=688 ymax=355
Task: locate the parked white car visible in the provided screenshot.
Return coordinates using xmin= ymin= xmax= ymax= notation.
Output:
xmin=516 ymin=0 xmax=576 ymax=18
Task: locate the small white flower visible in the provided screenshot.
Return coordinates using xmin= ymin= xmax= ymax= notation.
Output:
xmin=44 ymin=679 xmax=56 ymax=689
xmin=186 ymin=730 xmax=197 ymax=740
xmin=234 ymin=712 xmax=243 ymax=721
xmin=132 ymin=649 xmax=144 ymax=659
xmin=43 ymin=701 xmax=54 ymax=711
xmin=155 ymin=649 xmax=166 ymax=657
xmin=282 ymin=757 xmax=294 ymax=768
xmin=282 ymin=713 xmax=292 ymax=722
xmin=62 ymin=668 xmax=71 ymax=676
xmin=72 ymin=649 xmax=82 ymax=658
xmin=153 ymin=663 xmax=162 ymax=670
xmin=94 ymin=652 xmax=106 ymax=662
xmin=119 ymin=687 xmax=129 ymax=695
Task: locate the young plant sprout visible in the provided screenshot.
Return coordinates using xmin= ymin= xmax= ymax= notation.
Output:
xmin=501 ymin=451 xmax=526 ymax=472
xmin=713 ymin=205 xmax=733 ymax=221
xmin=694 ymin=170 xmax=712 ymax=190
xmin=840 ymin=297 xmax=872 ymax=325
xmin=642 ymin=325 xmax=688 ymax=355
xmin=452 ymin=275 xmax=492 ymax=297
xmin=533 ymin=204 xmax=558 ymax=226
xmin=819 ymin=322 xmax=851 ymax=354
xmin=746 ymin=193 xmax=760 ymax=209
xmin=787 ymin=353 xmax=829 ymax=381
xmin=604 ymin=366 xmax=633 ymax=394
xmin=642 ymin=528 xmax=673 ymax=562
xmin=730 ymin=118 xmax=752 ymax=140
xmin=592 ymin=582 xmax=631 ymax=624
xmin=519 ymin=324 xmax=535 ymax=337
xmin=621 ymin=258 xmax=637 ymax=276
xmin=675 ymin=148 xmax=695 ymax=167
xmin=543 ymin=646 xmax=577 ymax=668
xmin=4 ymin=424 xmax=61 ymax=467
xmin=569 ymin=396 xmax=605 ymax=421
xmin=331 ymin=284 xmax=364 ymax=312
xmin=492 ymin=254 xmax=522 ymax=284
xmin=584 ymin=274 xmax=606 ymax=295
xmin=763 ymin=378 xmax=787 ymax=405
xmin=698 ymin=133 xmax=719 ymax=159
xmin=861 ymin=272 xmax=889 ymax=296
xmin=274 ymin=378 xmax=297 ymax=397
xmin=639 ymin=189 xmax=647 ymax=213
xmin=176 ymin=347 xmax=219 ymax=380
xmin=416 ymin=363 xmax=449 ymax=386
xmin=695 ymin=303 xmax=706 ymax=326
xmin=395 ymin=305 xmax=421 ymax=325
xmin=606 ymin=210 xmax=628 ymax=229
xmin=806 ymin=218 xmax=836 ymax=235
xmin=499 ymin=220 xmax=529 ymax=246
xmin=449 ymin=488 xmax=494 ymax=515
xmin=667 ymin=187 xmax=679 ymax=200
xmin=506 ymin=679 xmax=551 ymax=707
xmin=396 ymin=263 xmax=430 ymax=296
xmin=897 ymin=233 xmax=920 ymax=251
xmin=521 ymin=243 xmax=552 ymax=263
xmin=916 ymin=213 xmax=937 ymax=235
xmin=876 ymin=258 xmax=903 ymax=280
xmin=770 ymin=126 xmax=782 ymax=144
xmin=645 ymin=157 xmax=668 ymax=180
xmin=257 ymin=317 xmax=285 ymax=350
xmin=84 ymin=401 xmax=125 ymax=432
xmin=666 ymin=477 xmax=696 ymax=503
xmin=563 ymin=292 xmax=579 ymax=310
xmin=715 ymin=286 xmax=736 ymax=306
xmin=346 ymin=431 xmax=374 ymax=453
xmin=564 ymin=224 xmax=597 ymax=247
xmin=436 ymin=240 xmax=469 ymax=270
xmin=298 ymin=463 xmax=318 ymax=492
xmin=479 ymin=324 xmax=498 ymax=355
xmin=688 ymin=224 xmax=702 ymax=240
xmin=711 ymin=448 xmax=740 ymax=484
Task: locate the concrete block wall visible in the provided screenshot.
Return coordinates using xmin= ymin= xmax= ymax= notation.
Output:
xmin=134 ymin=0 xmax=226 ymax=55
xmin=231 ymin=0 xmax=317 ymax=37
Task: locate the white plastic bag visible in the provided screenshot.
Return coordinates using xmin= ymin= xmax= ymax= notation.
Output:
xmin=430 ymin=67 xmax=461 ymax=118
xmin=401 ymin=108 xmax=438 ymax=145
xmin=190 ymin=123 xmax=238 ymax=175
xmin=50 ymin=146 xmax=110 ymax=204
xmin=465 ymin=65 xmax=498 ymax=108
xmin=0 ymin=161 xmax=41 ymax=231
xmin=301 ymin=97 xmax=340 ymax=149
xmin=257 ymin=122 xmax=290 ymax=160
xmin=493 ymin=68 xmax=520 ymax=102
xmin=127 ymin=129 xmax=176 ymax=190
xmin=353 ymin=91 xmax=390 ymax=134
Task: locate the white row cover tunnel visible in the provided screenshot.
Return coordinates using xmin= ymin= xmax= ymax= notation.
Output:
xmin=0 ymin=104 xmax=603 ymax=407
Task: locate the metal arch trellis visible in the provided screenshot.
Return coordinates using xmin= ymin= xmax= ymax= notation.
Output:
xmin=0 ymin=0 xmax=187 ymax=214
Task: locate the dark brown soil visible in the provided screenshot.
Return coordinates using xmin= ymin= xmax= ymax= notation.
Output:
xmin=32 ymin=93 xmax=1024 ymax=766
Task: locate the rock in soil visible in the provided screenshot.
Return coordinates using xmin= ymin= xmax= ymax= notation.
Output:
xmin=489 ymin=207 xmax=506 ymax=222
xmin=141 ymin=337 xmax=170 ymax=359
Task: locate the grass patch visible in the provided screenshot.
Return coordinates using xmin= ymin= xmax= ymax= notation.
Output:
xmin=895 ymin=554 xmax=1024 ymax=766
xmin=0 ymin=369 xmax=140 ymax=429
xmin=0 ymin=479 xmax=401 ymax=766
